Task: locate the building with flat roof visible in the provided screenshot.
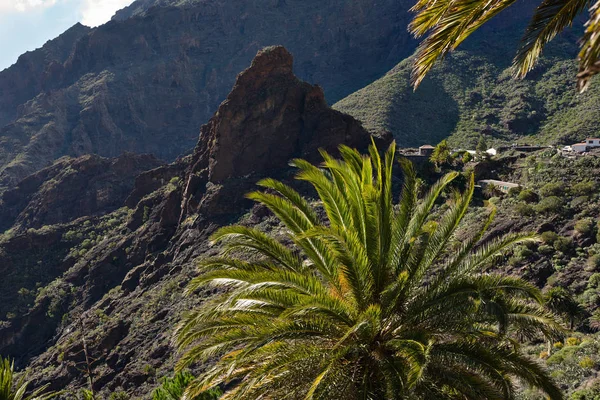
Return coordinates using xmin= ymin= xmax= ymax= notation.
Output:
xmin=419 ymin=144 xmax=434 ymax=156
xmin=570 ymin=138 xmax=600 ymax=153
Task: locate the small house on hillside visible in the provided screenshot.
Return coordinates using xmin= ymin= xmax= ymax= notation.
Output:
xmin=570 ymin=138 xmax=600 ymax=153
xmin=419 ymin=145 xmax=434 ymax=156
xmin=478 ymin=179 xmax=520 ymax=194
xmin=571 ymin=143 xmax=588 ymax=152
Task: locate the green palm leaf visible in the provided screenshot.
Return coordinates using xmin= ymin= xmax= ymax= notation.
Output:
xmin=0 ymin=357 xmax=57 ymax=400
xmin=578 ymin=0 xmax=600 ymax=90
xmin=409 ymin=0 xmax=599 ymax=91
xmin=513 ymin=0 xmax=590 ymax=78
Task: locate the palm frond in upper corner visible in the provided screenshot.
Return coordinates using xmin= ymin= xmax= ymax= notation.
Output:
xmin=513 ymin=0 xmax=590 ymax=78
xmin=409 ymin=0 xmax=520 ymax=88
xmin=409 ymin=0 xmax=600 ymax=91
xmin=578 ymin=0 xmax=600 ymax=90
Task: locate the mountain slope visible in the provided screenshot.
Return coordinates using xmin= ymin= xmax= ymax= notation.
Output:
xmin=0 ymin=0 xmax=412 ymax=192
xmin=0 ymin=46 xmax=382 ymax=397
xmin=333 ymin=23 xmax=600 ymax=149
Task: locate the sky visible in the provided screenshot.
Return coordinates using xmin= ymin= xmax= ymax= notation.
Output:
xmin=0 ymin=0 xmax=135 ymax=71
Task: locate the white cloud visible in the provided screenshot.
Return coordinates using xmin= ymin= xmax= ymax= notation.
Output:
xmin=79 ymin=0 xmax=135 ymax=27
xmin=0 ymin=0 xmax=135 ymax=27
xmin=0 ymin=0 xmax=57 ymax=12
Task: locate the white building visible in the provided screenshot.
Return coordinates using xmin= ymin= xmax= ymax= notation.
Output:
xmin=587 ymin=138 xmax=600 ymax=146
xmin=571 ymin=143 xmax=588 ymax=152
xmin=570 ymin=138 xmax=600 ymax=153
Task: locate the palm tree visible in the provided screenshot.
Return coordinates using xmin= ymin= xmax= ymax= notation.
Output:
xmin=483 ymin=183 xmax=502 ymax=199
xmin=544 ymin=287 xmax=585 ymax=330
xmin=0 ymin=357 xmax=57 ymax=400
xmin=176 ymin=141 xmax=563 ymax=400
xmin=589 ymin=310 xmax=600 ymax=331
xmin=476 ymin=137 xmax=488 ymax=156
xmin=409 ymin=0 xmax=600 ymax=91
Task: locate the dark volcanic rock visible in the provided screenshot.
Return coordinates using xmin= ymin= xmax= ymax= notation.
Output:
xmin=0 ymin=153 xmax=162 ymax=231
xmin=182 ymin=46 xmax=376 ymax=215
xmin=0 ymin=23 xmax=90 ymax=126
xmin=0 ymin=0 xmax=413 ymax=191
xmin=0 ymin=46 xmax=379 ymax=397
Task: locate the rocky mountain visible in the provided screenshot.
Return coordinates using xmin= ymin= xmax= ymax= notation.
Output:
xmin=0 ymin=0 xmax=411 ymax=193
xmin=3 ymin=0 xmax=600 ymax=396
xmin=0 ymin=46 xmax=383 ymax=397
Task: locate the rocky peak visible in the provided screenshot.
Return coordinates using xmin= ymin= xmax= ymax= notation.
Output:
xmin=182 ymin=45 xmax=380 ymax=215
xmin=1 ymin=0 xmax=410 ymax=193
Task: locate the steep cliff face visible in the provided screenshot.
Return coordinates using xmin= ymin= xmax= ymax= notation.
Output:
xmin=0 ymin=46 xmax=379 ymax=397
xmin=0 ymin=0 xmax=412 ymax=192
xmin=182 ymin=46 xmax=379 ymax=216
xmin=0 ymin=23 xmax=91 ymax=127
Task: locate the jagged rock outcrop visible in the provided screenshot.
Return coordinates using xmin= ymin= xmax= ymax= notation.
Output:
xmin=0 ymin=46 xmax=380 ymax=397
xmin=0 ymin=153 xmax=162 ymax=232
xmin=182 ymin=46 xmax=379 ymax=216
xmin=0 ymin=0 xmax=413 ymax=192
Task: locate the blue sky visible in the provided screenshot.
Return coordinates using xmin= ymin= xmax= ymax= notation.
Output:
xmin=0 ymin=0 xmax=135 ymax=71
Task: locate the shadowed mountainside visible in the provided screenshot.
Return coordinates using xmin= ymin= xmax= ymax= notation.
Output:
xmin=333 ymin=21 xmax=597 ymax=149
xmin=0 ymin=0 xmax=411 ymax=192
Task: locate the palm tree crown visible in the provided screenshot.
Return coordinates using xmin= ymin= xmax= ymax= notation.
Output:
xmin=409 ymin=0 xmax=600 ymax=91
xmin=176 ymin=141 xmax=563 ymax=400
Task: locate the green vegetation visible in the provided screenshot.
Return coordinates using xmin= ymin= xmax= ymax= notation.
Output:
xmin=429 ymin=139 xmax=451 ymax=168
xmin=0 ymin=357 xmax=57 ymax=400
xmin=176 ymin=142 xmax=562 ymax=399
xmin=334 ymin=41 xmax=600 ymax=149
xmin=407 ymin=0 xmax=600 ymax=91
xmin=418 ymin=148 xmax=600 ymax=396
xmin=152 ymin=371 xmax=222 ymax=400
xmin=520 ymin=336 xmax=600 ymax=399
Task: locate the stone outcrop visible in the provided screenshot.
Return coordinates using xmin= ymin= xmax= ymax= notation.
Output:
xmin=182 ymin=46 xmax=378 ymax=216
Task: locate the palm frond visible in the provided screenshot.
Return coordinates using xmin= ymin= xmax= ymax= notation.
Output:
xmin=176 ymin=141 xmax=563 ymax=399
xmin=514 ymin=0 xmax=590 ymax=78
xmin=410 ymin=0 xmax=520 ymax=87
xmin=578 ymin=0 xmax=600 ymax=90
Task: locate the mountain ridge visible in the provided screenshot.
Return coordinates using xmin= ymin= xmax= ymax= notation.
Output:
xmin=0 ymin=0 xmax=412 ymax=193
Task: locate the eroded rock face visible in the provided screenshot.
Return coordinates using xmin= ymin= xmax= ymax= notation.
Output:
xmin=0 ymin=0 xmax=412 ymax=192
xmin=183 ymin=46 xmax=379 ymax=215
